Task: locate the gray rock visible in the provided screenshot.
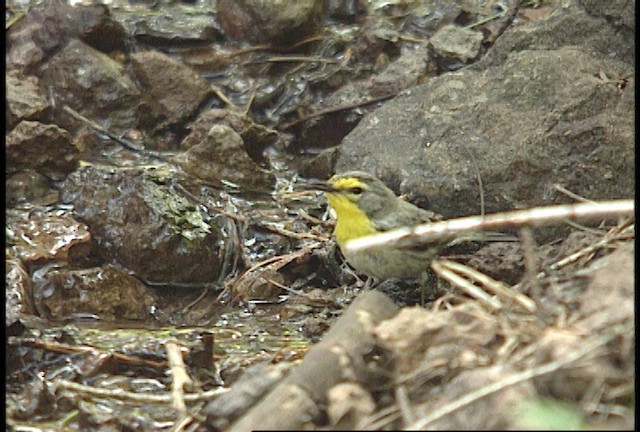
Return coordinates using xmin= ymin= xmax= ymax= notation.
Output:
xmin=41 ymin=39 xmax=141 ymax=135
xmin=181 ymin=108 xmax=279 ymax=161
xmin=130 ymin=50 xmax=213 ymax=132
xmin=476 ymin=2 xmax=633 ymax=69
xmin=6 ymin=170 xmax=58 ymax=206
xmin=32 ymin=264 xmax=157 ymax=321
xmin=6 ymin=70 xmax=50 ymax=129
xmin=113 ymin=4 xmax=223 ymax=45
xmin=6 ymin=1 xmax=127 ymax=71
xmin=61 ymin=167 xmax=234 ymax=284
xmin=333 ymin=6 xmax=634 ymax=224
xmin=217 ymin=0 xmax=322 ymax=44
xmin=6 ymin=121 xmax=79 ymax=180
xmin=175 ymin=124 xmax=275 ymax=190
xmin=429 ymin=24 xmax=484 ymax=63
xmin=580 ymin=0 xmax=635 ymax=32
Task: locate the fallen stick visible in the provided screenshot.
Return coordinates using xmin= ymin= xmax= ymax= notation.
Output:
xmin=225 ymin=290 xmax=399 ymax=432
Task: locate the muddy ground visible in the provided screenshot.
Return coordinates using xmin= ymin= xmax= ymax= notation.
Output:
xmin=5 ymin=0 xmax=634 ymax=430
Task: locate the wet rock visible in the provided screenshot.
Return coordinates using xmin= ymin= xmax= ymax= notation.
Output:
xmin=232 ymin=267 xmax=285 ymax=302
xmin=6 ymin=121 xmax=79 ymax=180
xmin=61 ymin=166 xmax=232 ymax=284
xmin=41 ymin=39 xmax=141 ymax=135
xmin=171 ymin=45 xmax=235 ymax=75
xmin=370 ymin=46 xmax=433 ymax=96
xmin=351 ymin=16 xmax=402 ymax=65
xmin=75 ymin=4 xmax=130 ymax=53
xmin=326 ymin=0 xmax=362 ymax=22
xmin=129 ymin=50 xmax=213 ymax=132
xmin=6 ymin=253 xmax=36 ymax=327
xmin=334 ymin=47 xmax=633 ymax=222
xmin=6 ymin=70 xmax=50 ymax=130
xmin=217 ymin=0 xmax=322 ymax=45
xmin=7 ymin=210 xmax=92 ymax=268
xmin=394 ymin=1 xmax=462 ymax=38
xmin=113 ymin=4 xmax=224 ymax=46
xmin=6 ymin=370 xmax=58 ymax=420
xmin=287 ymin=108 xmax=366 ymax=157
xmin=288 ymin=46 xmax=433 ymax=156
xmin=429 ymin=23 xmax=484 ymax=65
xmin=298 ymin=147 xmax=339 ymax=180
xmin=6 ymin=0 xmax=128 ymax=72
xmin=181 ymin=108 xmax=279 ymax=163
xmin=478 ymin=3 xmax=633 ymax=68
xmin=6 ymin=170 xmax=59 ymax=207
xmin=174 ymin=124 xmax=275 ymax=190
xmin=32 ymin=264 xmax=157 ymax=321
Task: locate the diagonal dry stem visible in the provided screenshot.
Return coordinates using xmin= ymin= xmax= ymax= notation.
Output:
xmin=346 ymin=200 xmax=634 ymax=253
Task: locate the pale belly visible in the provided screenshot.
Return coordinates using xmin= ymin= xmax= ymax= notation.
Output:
xmin=341 ymin=247 xmax=436 ymax=279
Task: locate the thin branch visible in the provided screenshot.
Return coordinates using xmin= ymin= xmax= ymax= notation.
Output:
xmin=209 ymin=84 xmax=237 ymax=109
xmin=395 ymin=385 xmax=416 ymax=425
xmin=166 ymin=341 xmax=193 ymax=418
xmin=546 ymin=220 xmax=633 ymax=273
xmin=437 ymin=259 xmax=537 ymax=312
xmin=346 ymin=199 xmax=634 ymax=253
xmin=63 ymin=105 xmax=167 ymax=162
xmin=56 ymin=379 xmax=227 ymax=403
xmin=267 ymin=278 xmax=315 ymax=299
xmin=9 ymin=337 xmax=167 ymax=369
xmin=553 ymin=184 xmax=594 ymax=203
xmin=279 ymin=93 xmax=396 ymax=130
xmin=431 ymin=260 xmax=503 ymax=311
xmin=260 ymin=221 xmax=327 ymax=241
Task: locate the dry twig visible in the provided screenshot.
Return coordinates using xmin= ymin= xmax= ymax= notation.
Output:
xmin=217 ymin=241 xmax=324 ymax=301
xmin=56 ymin=379 xmax=227 ymax=403
xmin=346 ymin=199 xmax=634 ymax=253
xmin=436 ymin=259 xmax=537 ymax=312
xmin=546 ymin=219 xmax=633 ymax=273
xmin=260 ymin=221 xmax=327 ymax=241
xmin=431 ymin=260 xmax=503 ymax=311
xmin=63 ymin=105 xmax=166 ymax=162
xmin=166 ymin=341 xmax=193 ymax=418
xmin=9 ymin=337 xmax=167 ymax=369
xmin=395 ymin=385 xmax=416 ymax=424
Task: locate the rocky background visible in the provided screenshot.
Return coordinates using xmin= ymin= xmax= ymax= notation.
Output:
xmin=5 ymin=0 xmax=634 ymax=430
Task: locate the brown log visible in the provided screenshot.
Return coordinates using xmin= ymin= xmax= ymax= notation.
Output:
xmin=226 ymin=290 xmax=399 ymax=432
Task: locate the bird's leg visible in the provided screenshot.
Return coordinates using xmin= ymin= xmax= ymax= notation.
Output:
xmin=363 ymin=276 xmax=379 ymax=291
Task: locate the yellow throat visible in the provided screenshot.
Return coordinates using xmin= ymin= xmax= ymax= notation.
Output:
xmin=325 ymin=178 xmax=378 ymax=246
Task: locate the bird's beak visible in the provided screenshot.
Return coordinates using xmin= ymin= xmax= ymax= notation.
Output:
xmin=299 ymin=178 xmax=334 ymax=192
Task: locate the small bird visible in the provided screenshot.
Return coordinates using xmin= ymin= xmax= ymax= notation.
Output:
xmin=315 ymin=171 xmax=448 ymax=280
xmin=310 ymin=171 xmax=512 ymax=281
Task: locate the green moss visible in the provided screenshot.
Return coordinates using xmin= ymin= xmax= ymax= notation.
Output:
xmin=142 ymin=171 xmax=212 ymax=242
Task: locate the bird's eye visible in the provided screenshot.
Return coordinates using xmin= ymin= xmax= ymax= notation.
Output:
xmin=351 ymin=187 xmax=364 ymax=195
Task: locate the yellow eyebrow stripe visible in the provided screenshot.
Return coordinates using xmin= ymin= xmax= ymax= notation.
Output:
xmin=331 ymin=177 xmax=366 ymax=190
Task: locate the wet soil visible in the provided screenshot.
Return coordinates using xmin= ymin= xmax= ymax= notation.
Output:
xmin=5 ymin=0 xmax=634 ymax=430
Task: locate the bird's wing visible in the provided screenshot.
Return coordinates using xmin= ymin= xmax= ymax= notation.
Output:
xmin=372 ymin=200 xmax=443 ymax=232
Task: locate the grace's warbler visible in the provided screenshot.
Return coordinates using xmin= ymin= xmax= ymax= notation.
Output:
xmin=317 ymin=171 xmax=448 ymax=279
